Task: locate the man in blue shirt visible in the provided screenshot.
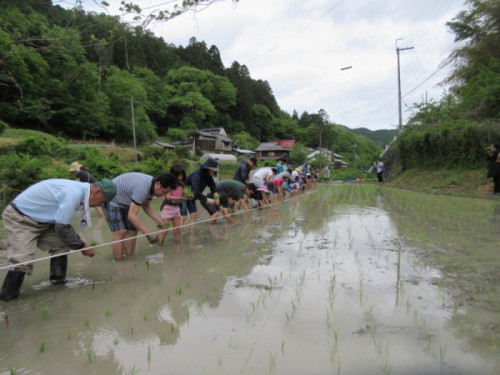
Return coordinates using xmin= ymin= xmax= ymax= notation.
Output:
xmin=0 ymin=178 xmax=116 ymax=301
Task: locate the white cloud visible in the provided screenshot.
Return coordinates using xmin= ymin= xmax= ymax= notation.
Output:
xmin=65 ymin=0 xmax=466 ymax=130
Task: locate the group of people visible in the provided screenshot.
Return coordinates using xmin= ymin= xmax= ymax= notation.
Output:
xmin=0 ymin=156 xmax=324 ymax=302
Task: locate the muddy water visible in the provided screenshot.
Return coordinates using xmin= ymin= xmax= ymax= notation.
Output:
xmin=0 ymin=184 xmax=499 ymax=375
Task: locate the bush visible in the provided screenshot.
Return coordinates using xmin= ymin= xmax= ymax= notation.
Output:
xmin=15 ymin=134 xmax=69 ymax=157
xmin=0 ymin=120 xmax=8 ymax=135
xmin=0 ymin=153 xmax=49 ymax=190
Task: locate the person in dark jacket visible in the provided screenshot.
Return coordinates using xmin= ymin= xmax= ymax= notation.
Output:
xmin=233 ymin=157 xmax=257 ymax=185
xmin=185 ymin=158 xmax=220 ymax=225
xmin=486 ymin=144 xmax=500 ymax=194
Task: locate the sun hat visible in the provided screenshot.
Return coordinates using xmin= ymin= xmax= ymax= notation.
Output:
xmin=98 ymin=178 xmax=117 ymax=205
xmin=257 ymin=185 xmax=270 ymax=193
xmin=68 ymin=161 xmax=83 ymax=172
xmin=203 ymin=157 xmax=219 ymax=172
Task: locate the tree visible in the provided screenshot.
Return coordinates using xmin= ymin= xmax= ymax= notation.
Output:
xmin=165 ymin=66 xmax=236 ymax=130
xmin=103 ymin=67 xmax=156 ymax=143
xmin=176 ymin=37 xmax=225 ymax=75
xmin=232 ymin=131 xmax=260 ymax=150
xmin=445 ymin=0 xmax=500 ymax=119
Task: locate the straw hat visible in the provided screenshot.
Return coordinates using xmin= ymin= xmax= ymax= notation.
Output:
xmin=68 ymin=162 xmax=83 ymax=172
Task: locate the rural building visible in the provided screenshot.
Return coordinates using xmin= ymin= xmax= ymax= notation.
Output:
xmin=200 ymin=153 xmax=237 ymax=163
xmin=255 ymin=142 xmax=290 ymax=161
xmin=151 ymin=141 xmax=176 ymax=151
xmin=307 ymin=148 xmax=348 ymax=169
xmin=177 ymin=127 xmax=235 ymax=156
xmin=270 ymin=140 xmax=296 ymax=149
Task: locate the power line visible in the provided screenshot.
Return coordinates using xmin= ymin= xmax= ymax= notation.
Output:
xmin=245 ymin=0 xmax=346 ymax=65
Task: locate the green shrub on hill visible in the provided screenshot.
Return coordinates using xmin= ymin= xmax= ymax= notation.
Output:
xmin=15 ymin=134 xmax=69 ymax=158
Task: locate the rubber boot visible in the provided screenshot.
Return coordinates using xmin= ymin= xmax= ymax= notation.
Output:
xmin=50 ymin=254 xmax=68 ymax=285
xmin=0 ymin=270 xmax=25 ymax=301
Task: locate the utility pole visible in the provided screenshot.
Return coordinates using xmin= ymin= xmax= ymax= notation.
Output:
xmin=130 ymin=98 xmax=138 ymax=163
xmin=396 ymin=38 xmax=413 ymax=129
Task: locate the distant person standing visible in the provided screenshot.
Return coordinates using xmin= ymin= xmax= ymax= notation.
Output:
xmin=374 ymin=159 xmax=385 ymax=183
xmin=233 ymin=157 xmax=258 ymax=185
xmin=486 ymin=144 xmax=500 ymax=194
xmin=323 ymin=165 xmax=331 ymax=182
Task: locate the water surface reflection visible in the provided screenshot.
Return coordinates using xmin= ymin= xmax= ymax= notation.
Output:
xmin=0 ymin=184 xmax=499 ymax=374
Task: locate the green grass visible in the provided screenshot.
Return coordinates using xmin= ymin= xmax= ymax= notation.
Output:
xmin=387 ymin=168 xmax=494 ymax=198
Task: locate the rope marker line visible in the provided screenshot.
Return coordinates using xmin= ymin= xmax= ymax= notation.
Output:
xmin=0 ymin=186 xmax=323 ymax=272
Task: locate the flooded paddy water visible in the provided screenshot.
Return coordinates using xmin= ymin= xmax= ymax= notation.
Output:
xmin=1 ymin=183 xmax=499 ymax=375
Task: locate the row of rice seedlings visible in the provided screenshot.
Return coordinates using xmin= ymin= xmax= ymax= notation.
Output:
xmin=404 ymin=293 xmax=449 ymax=367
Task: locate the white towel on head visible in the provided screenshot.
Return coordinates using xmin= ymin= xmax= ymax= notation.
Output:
xmin=80 ymin=184 xmax=92 ymax=228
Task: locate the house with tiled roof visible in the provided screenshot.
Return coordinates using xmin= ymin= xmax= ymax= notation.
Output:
xmin=307 ymin=147 xmax=348 ymax=169
xmin=270 ymin=140 xmax=296 ymax=149
xmin=178 ymin=127 xmax=235 ymax=155
xmin=255 ymin=142 xmax=290 ymax=161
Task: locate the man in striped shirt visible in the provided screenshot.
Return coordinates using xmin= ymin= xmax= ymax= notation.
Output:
xmin=103 ymin=172 xmax=177 ymax=261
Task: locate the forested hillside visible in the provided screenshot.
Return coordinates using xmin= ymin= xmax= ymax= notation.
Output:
xmin=0 ymin=0 xmax=381 ymax=167
xmin=351 ymin=128 xmax=397 ymax=148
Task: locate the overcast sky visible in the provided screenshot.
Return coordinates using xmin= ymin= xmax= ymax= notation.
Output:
xmin=61 ymin=0 xmax=466 ymax=131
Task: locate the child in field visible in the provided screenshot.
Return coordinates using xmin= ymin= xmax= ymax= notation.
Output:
xmin=159 ymin=164 xmax=186 ymax=245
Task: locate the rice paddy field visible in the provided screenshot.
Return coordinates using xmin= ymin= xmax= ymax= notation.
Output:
xmin=0 ymin=183 xmax=499 ymax=375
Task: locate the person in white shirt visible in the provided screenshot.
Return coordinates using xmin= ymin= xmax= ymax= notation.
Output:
xmin=374 ymin=159 xmax=385 ymax=183
xmin=250 ymin=167 xmax=276 ymax=187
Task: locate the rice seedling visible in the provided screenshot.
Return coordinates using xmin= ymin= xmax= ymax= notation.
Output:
xmin=326 ymin=309 xmax=332 ymax=329
xmin=113 ymin=337 xmax=120 ymax=345
xmin=83 ymin=319 xmax=90 ymax=328
xmin=147 ymin=345 xmax=152 ymax=365
xmin=66 ymin=298 xmax=73 ymax=308
xmin=379 ymin=343 xmax=392 ymax=375
xmin=39 ymin=340 xmax=46 ymax=353
xmin=281 ymin=340 xmax=285 ymax=355
xmin=268 ymin=351 xmax=276 ymax=375
xmin=105 ymin=309 xmax=112 ymax=317
xmin=217 ymin=352 xmax=224 ymax=372
xmin=130 ymin=326 xmax=134 ymax=334
xmin=126 ymin=365 xmax=139 ymax=375
xmin=40 ymin=306 xmax=50 ymax=320
xmin=86 ymin=350 xmax=95 ymax=363
xmin=66 ymin=331 xmax=73 ymax=339
xmin=157 ymin=332 xmax=166 ymax=345
xmin=491 ymin=332 xmax=498 ymax=348
xmin=439 ymin=344 xmax=447 ymax=365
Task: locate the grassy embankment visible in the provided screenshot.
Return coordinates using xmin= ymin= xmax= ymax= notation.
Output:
xmin=385 ymin=168 xmax=499 ymax=200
